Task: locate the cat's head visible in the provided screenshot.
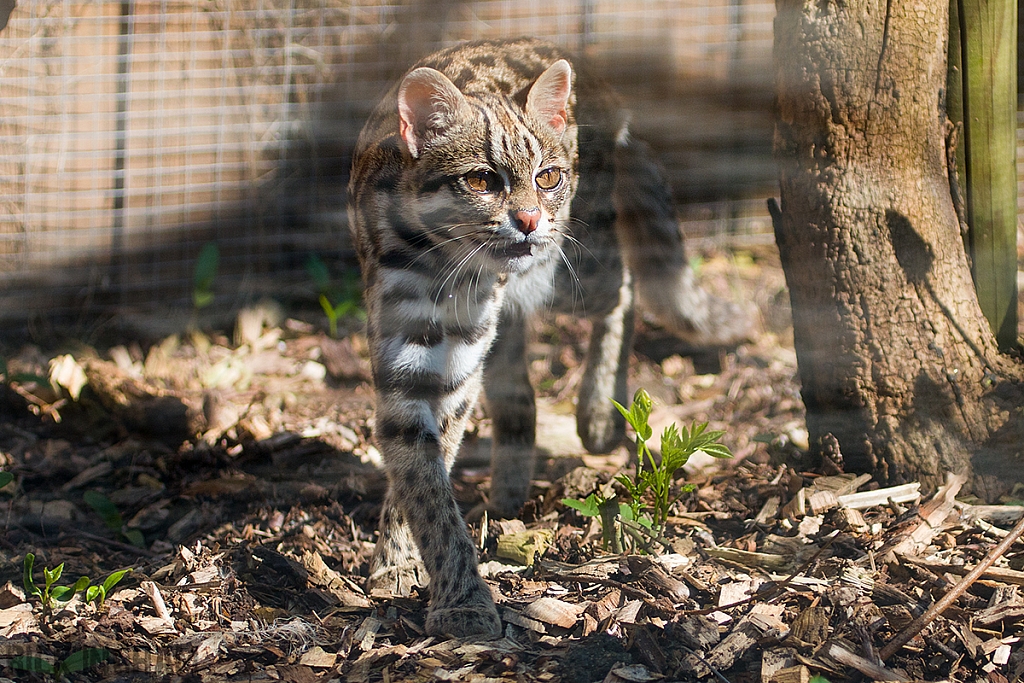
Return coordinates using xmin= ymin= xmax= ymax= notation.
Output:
xmin=393 ymin=59 xmax=577 ymax=275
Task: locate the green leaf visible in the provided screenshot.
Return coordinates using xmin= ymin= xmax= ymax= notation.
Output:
xmin=102 ymin=568 xmax=132 ymax=594
xmin=629 ymin=388 xmax=654 ymax=439
xmin=618 ymin=503 xmax=634 ymax=520
xmin=86 ymin=585 xmax=102 ymax=604
xmin=0 ymin=471 xmax=12 ymax=489
xmin=562 ymin=494 xmax=600 ymax=517
xmin=11 ymin=655 xmax=55 ymax=673
xmin=701 ymin=443 xmax=733 ymax=459
xmin=319 ymin=293 xmax=337 ymax=320
xmin=44 ymin=562 xmax=64 ymax=588
xmin=23 ymin=553 xmax=40 ymax=597
xmin=305 ymin=254 xmax=332 ymax=292
xmin=83 ymin=490 xmax=123 ymax=530
xmin=808 ymin=676 xmax=831 ymax=683
xmin=611 ymin=397 xmax=632 ymax=424
xmin=193 ymin=242 xmax=220 ymax=289
xmin=50 ymin=585 xmax=74 ymax=603
xmin=123 ymin=528 xmax=146 ymax=547
xmin=193 ymin=290 xmax=214 ymax=309
xmin=59 ymin=648 xmax=109 ymax=674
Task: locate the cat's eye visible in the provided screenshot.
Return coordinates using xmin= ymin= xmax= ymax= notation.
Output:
xmin=465 ymin=170 xmax=502 ymax=194
xmin=535 ymin=168 xmax=563 ymax=191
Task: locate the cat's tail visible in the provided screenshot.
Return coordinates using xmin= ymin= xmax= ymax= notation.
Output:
xmin=611 ymin=129 xmax=754 ymax=347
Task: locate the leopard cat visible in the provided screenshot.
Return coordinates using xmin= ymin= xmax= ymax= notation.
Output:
xmin=348 ymin=38 xmax=750 ymax=637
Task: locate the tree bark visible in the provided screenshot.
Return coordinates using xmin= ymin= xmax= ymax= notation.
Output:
xmin=773 ymin=0 xmax=1023 ymax=490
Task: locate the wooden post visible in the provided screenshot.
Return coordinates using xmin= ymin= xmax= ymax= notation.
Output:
xmin=957 ymin=0 xmax=1018 ymax=350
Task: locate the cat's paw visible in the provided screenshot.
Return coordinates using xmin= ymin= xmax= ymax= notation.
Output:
xmin=365 ymin=561 xmax=428 ymax=597
xmin=426 ymin=599 xmax=502 ymax=638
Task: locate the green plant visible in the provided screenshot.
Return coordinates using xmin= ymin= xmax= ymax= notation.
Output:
xmin=12 ymin=648 xmax=109 ymax=677
xmin=192 ymin=242 xmax=220 ymax=310
xmin=83 ymin=490 xmax=145 ymax=547
xmin=306 ymin=254 xmax=364 ymax=337
xmin=0 ymin=471 xmax=12 ymax=489
xmin=23 ymin=553 xmax=131 ymax=613
xmin=562 ymin=388 xmax=732 ymax=552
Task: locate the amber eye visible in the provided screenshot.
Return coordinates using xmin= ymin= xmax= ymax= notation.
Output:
xmin=535 ymin=168 xmax=563 ymax=191
xmin=465 ymin=170 xmax=502 ymax=194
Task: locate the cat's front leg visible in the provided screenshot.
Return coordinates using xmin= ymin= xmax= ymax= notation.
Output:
xmin=373 ymin=394 xmax=501 ymax=638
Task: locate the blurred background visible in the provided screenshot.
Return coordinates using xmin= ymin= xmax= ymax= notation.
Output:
xmin=0 ymin=0 xmax=785 ymax=338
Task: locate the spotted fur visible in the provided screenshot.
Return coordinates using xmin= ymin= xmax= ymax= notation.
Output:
xmin=348 ymin=38 xmax=749 ymax=638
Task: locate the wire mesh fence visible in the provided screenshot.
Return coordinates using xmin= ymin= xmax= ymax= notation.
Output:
xmin=1 ymin=0 xmax=778 ymax=335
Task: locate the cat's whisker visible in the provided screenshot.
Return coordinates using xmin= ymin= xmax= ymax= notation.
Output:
xmin=430 ymin=240 xmax=488 ymax=319
xmin=552 ymin=241 xmax=586 ymax=317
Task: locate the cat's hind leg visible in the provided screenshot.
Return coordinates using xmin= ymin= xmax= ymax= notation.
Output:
xmin=366 ymin=486 xmax=428 ymax=595
xmin=483 ymin=311 xmax=536 ymax=518
xmin=612 ymin=134 xmax=752 ymax=346
xmin=576 ymin=264 xmax=636 ymax=454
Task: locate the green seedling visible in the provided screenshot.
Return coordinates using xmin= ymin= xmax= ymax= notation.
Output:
xmin=83 ymin=490 xmax=145 ymax=547
xmin=12 ymin=648 xmax=109 ymax=677
xmin=0 ymin=471 xmax=12 ymax=489
xmin=23 ymin=553 xmax=131 ymax=614
xmin=193 ymin=242 xmax=220 ymax=310
xmin=23 ymin=554 xmax=88 ymax=613
xmin=306 ymin=254 xmax=364 ymax=337
xmin=563 ymin=388 xmax=732 ymax=553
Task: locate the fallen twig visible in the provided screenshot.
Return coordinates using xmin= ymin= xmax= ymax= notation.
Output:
xmin=879 ymin=510 xmax=1024 ymax=661
xmin=825 ymin=642 xmax=906 ymax=681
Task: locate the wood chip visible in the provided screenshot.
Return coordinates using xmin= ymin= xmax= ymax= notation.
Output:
xmin=502 ymin=607 xmax=547 ymax=633
xmin=602 ymin=663 xmax=662 ymax=682
xmin=807 ymin=489 xmax=838 ymax=515
xmin=824 ymin=642 xmax=906 ymax=681
xmin=761 ymin=648 xmax=799 ymax=683
xmin=299 ymin=646 xmax=338 ymax=668
xmin=682 ymin=620 xmax=761 ymax=677
xmin=585 ymin=589 xmax=622 ymax=622
xmin=671 ymin=614 xmax=720 ymax=649
xmin=300 ymin=550 xmax=371 ymax=608
xmin=812 ymin=473 xmax=872 ymax=496
xmin=354 ymin=615 xmax=382 ymax=651
xmin=0 ymin=603 xmax=39 ymax=637
xmin=753 ymin=496 xmax=781 ymax=525
xmin=705 ymin=547 xmax=790 ymax=571
xmin=770 ymin=665 xmax=810 ymax=683
xmin=0 ymin=581 xmax=25 ymax=609
xmin=782 ymin=488 xmax=806 ymax=518
xmin=613 ymin=599 xmax=642 ymax=624
xmin=837 ymin=482 xmax=920 ymax=509
xmin=889 ymin=473 xmax=965 ymax=556
xmin=522 ymin=597 xmax=582 ymax=629
xmin=141 ymin=580 xmax=175 ymax=629
xmin=192 ymin=633 xmax=224 ymax=666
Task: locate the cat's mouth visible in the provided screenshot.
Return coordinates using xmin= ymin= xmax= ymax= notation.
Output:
xmin=497 ymin=241 xmax=533 ymax=259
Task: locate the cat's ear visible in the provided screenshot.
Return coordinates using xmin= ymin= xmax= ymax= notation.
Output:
xmin=397 ymin=67 xmax=469 ymax=158
xmin=526 ymin=59 xmax=572 ymax=135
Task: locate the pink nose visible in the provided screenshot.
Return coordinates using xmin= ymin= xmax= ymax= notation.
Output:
xmin=513 ymin=208 xmax=541 ymax=234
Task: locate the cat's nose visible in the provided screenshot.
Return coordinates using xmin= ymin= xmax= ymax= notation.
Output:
xmin=513 ymin=208 xmax=541 ymax=235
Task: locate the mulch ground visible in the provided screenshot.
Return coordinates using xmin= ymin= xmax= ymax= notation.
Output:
xmin=2 ymin=245 xmax=1023 ymax=683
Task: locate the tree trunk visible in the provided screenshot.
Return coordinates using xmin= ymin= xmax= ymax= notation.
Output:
xmin=773 ymin=0 xmax=1023 ymax=490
